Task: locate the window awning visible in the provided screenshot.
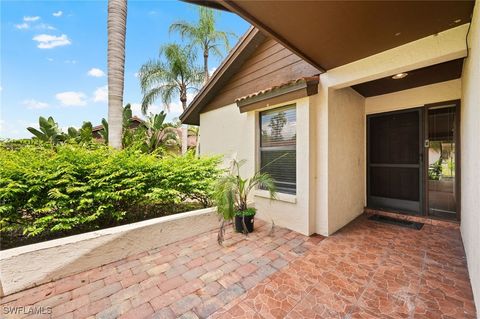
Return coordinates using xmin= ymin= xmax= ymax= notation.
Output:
xmin=235 ymin=76 xmax=319 ymax=113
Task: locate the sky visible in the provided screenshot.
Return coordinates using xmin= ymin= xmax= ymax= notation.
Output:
xmin=0 ymin=0 xmax=250 ymax=139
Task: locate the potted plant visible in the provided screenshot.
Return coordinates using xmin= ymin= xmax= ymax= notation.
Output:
xmin=214 ymin=159 xmax=276 ymax=244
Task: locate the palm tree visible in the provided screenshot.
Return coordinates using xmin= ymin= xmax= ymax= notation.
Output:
xmin=107 ymin=0 xmax=127 ymax=149
xmin=169 ymin=6 xmax=234 ymax=82
xmin=138 ymin=43 xmax=203 ymax=153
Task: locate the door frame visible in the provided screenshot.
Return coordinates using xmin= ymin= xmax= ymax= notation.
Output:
xmin=423 ymin=99 xmax=461 ymax=221
xmin=366 ymin=107 xmax=425 ymax=215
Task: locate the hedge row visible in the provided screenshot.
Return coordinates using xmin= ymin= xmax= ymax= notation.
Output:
xmin=0 ymin=144 xmax=221 ymax=238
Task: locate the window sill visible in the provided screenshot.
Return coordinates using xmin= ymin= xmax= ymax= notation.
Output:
xmin=254 ymin=189 xmax=297 ymax=204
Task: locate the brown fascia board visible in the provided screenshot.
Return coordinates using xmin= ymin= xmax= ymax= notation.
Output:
xmin=180 ymin=27 xmax=266 ymax=125
xmin=181 ymin=0 xmax=230 ymax=12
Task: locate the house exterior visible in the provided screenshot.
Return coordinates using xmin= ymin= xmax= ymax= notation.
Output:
xmin=180 ymin=0 xmax=480 ymax=310
xmin=91 ymin=116 xmax=144 ymax=140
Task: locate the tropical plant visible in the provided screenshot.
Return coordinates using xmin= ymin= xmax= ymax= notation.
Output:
xmin=142 ymin=112 xmax=179 ymax=153
xmin=120 ymin=104 xmax=138 ymax=148
xmin=98 ymin=118 xmax=109 ymax=144
xmin=97 ymin=104 xmax=139 ymax=147
xmin=27 ymin=116 xmax=65 ymax=146
xmin=429 ymin=158 xmax=443 ymax=181
xmin=214 ymin=159 xmax=276 ymax=244
xmin=170 ymin=6 xmax=234 ymax=81
xmin=107 ymin=0 xmax=128 ymax=149
xmin=67 ymin=122 xmax=93 ymax=145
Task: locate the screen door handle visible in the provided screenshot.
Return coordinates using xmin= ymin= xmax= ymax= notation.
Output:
xmin=424 ymin=139 xmax=430 ymax=148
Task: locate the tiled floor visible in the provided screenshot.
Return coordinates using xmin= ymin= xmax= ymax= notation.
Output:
xmin=1 ymin=215 xmax=476 ymax=319
xmin=212 ymin=215 xmax=476 ymax=319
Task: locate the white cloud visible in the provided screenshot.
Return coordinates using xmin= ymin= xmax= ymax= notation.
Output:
xmin=93 ymin=85 xmax=108 ymax=103
xmin=36 ymin=23 xmax=56 ymax=30
xmin=33 ymin=34 xmax=71 ymax=49
xmin=64 ymin=59 xmax=77 ymax=64
xmin=23 ymin=99 xmax=49 ymax=109
xmin=24 ymin=16 xmax=40 ymax=22
xmin=87 ymin=68 xmax=105 ymax=77
xmin=15 ymin=23 xmax=29 ymax=29
xmin=55 ymin=91 xmax=87 ymax=106
xmin=53 ymin=11 xmax=63 ymax=17
xmin=47 ymin=58 xmax=54 ymax=62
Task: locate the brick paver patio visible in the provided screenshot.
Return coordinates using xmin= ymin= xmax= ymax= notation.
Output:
xmin=1 ymin=215 xmax=476 ymax=318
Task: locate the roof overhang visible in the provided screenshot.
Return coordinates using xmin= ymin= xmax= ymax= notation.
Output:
xmin=184 ymin=1 xmax=474 ymax=71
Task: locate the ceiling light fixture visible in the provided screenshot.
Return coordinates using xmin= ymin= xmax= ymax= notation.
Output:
xmin=392 ymin=73 xmax=408 ymax=80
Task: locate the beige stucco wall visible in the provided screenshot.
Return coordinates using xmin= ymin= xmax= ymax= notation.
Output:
xmin=460 ymin=0 xmax=480 ymax=311
xmin=199 ymin=98 xmax=316 ymax=235
xmin=0 ymin=208 xmax=218 ymax=296
xmin=365 ymin=79 xmax=462 ymax=115
xmin=327 ymin=87 xmax=366 ymax=234
xmin=313 ymin=79 xmax=330 ymax=236
xmin=199 ymin=103 xmax=255 ymax=177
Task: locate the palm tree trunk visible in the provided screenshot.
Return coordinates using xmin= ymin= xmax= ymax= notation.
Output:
xmin=107 ymin=0 xmax=127 ymax=149
xmin=181 ymin=99 xmax=188 ymax=155
xmin=203 ymin=51 xmax=209 ymax=83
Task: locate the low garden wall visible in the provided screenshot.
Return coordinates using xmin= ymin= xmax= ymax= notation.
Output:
xmin=0 ymin=207 xmax=218 ymax=297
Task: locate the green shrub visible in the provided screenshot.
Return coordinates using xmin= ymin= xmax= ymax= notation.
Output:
xmin=0 ymin=144 xmax=221 ymax=238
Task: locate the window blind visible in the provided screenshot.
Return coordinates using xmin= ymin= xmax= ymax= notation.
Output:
xmin=259 ymin=105 xmax=296 ymax=194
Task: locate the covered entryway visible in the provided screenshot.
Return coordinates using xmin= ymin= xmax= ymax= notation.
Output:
xmin=367 ymin=102 xmax=460 ymax=220
xmin=352 ymin=57 xmax=463 ymax=221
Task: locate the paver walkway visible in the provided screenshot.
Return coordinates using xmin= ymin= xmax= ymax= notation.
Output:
xmin=1 ymin=220 xmax=321 ymax=319
xmin=1 ymin=214 xmax=476 ymax=318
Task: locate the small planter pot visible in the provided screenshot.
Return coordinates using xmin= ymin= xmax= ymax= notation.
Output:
xmin=235 ymin=215 xmax=255 ymax=233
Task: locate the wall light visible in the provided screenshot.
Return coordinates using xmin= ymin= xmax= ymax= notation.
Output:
xmin=392 ymin=73 xmax=408 ymax=80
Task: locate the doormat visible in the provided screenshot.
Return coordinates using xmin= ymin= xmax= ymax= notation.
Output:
xmin=368 ymin=214 xmax=424 ymax=230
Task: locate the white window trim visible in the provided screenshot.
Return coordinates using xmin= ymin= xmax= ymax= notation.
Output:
xmin=254 ymin=189 xmax=297 ymax=204
xmin=255 ymin=103 xmax=297 ymax=197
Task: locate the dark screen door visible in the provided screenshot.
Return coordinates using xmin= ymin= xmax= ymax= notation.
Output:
xmin=367 ymin=109 xmax=423 ymax=214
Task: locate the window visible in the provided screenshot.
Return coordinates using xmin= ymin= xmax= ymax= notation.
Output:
xmin=259 ymin=105 xmax=296 ymax=194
